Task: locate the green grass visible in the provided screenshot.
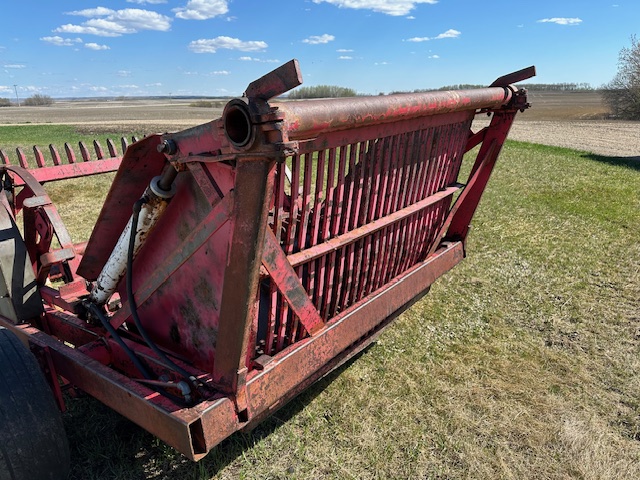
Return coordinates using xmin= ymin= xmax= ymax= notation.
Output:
xmin=0 ymin=124 xmax=142 ymax=154
xmin=4 ymin=126 xmax=640 ymax=479
xmin=0 ymin=125 xmax=146 ymax=241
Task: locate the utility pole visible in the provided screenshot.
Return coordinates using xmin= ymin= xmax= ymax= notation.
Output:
xmin=13 ymin=85 xmax=20 ymax=107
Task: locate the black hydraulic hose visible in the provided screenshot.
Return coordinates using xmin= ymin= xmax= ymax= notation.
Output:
xmin=126 ymin=197 xmax=200 ymax=389
xmin=86 ymin=302 xmax=154 ymax=380
xmin=87 ymin=302 xmax=190 ymax=406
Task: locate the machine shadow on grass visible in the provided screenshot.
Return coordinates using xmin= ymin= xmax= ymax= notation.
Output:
xmin=64 ymin=347 xmax=372 ymax=480
xmin=581 ymin=152 xmax=640 ymax=171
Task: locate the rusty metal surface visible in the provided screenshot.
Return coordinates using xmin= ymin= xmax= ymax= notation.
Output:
xmin=0 ymin=137 xmax=132 ymax=185
xmin=271 ymin=88 xmax=511 ymax=141
xmin=0 ymin=60 xmax=533 ymax=460
xmin=213 ymin=158 xmax=276 ymax=398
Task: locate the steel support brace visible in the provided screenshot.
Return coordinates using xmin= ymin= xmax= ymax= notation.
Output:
xmin=213 ymin=159 xmax=276 ymax=402
xmin=261 ymin=229 xmax=325 ymax=336
xmin=445 ymin=110 xmax=517 ymax=243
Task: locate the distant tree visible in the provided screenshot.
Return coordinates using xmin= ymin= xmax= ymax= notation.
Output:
xmin=602 ymin=35 xmax=640 ymax=119
xmin=288 ymin=85 xmax=357 ymax=99
xmin=0 ymin=98 xmax=11 ymax=107
xmin=23 ymin=94 xmax=54 ymax=106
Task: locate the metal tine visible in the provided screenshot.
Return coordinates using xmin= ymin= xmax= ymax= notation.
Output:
xmin=386 ymin=131 xmax=410 ymax=283
xmin=365 ymin=136 xmax=389 ymax=295
xmin=418 ymin=124 xmax=454 ymax=262
xmin=271 ymin=162 xmax=289 ymax=350
xmin=121 ymin=137 xmax=129 ymax=153
xmin=15 ymin=148 xmax=28 ymax=168
xmin=132 ymin=135 xmax=139 ymax=143
xmin=396 ymin=129 xmax=428 ymax=277
xmin=79 ymin=142 xmax=91 ymax=162
xmin=377 ymin=133 xmax=402 ymax=287
xmin=369 ymin=136 xmax=393 ymax=294
xmin=326 ymin=145 xmax=349 ymax=318
xmin=0 ymin=149 xmax=10 ymax=165
xmin=347 ymin=141 xmax=369 ymax=305
xmin=338 ymin=143 xmax=360 ymax=310
xmin=64 ymin=143 xmax=76 ymax=164
xmin=399 ymin=129 xmax=429 ymax=275
xmin=410 ymin=128 xmax=438 ymax=266
xmin=417 ymin=122 xmax=470 ymax=261
xmin=273 ymin=158 xmax=287 ymax=242
xmin=359 ymin=138 xmax=381 ymax=298
xmin=276 ymin=153 xmax=301 ymax=353
xmin=93 ymin=140 xmax=104 ymax=160
xmin=33 ymin=146 xmax=46 ymax=168
xmin=409 ymin=127 xmax=436 ymax=268
xmin=395 ymin=130 xmax=418 ymax=276
xmin=265 ymin=285 xmax=279 ymax=356
xmin=289 ymin=160 xmax=308 ymax=344
xmin=318 ymin=147 xmax=337 ymax=319
xmin=284 ymin=154 xmax=300 ymax=254
xmin=307 ymin=149 xmax=325 ymax=310
xmin=107 ymin=138 xmax=118 ymax=158
xmin=49 ymin=145 xmax=61 ymax=166
xmin=399 ymin=129 xmax=426 ymax=273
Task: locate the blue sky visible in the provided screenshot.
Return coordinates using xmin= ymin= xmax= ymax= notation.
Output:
xmin=1 ymin=1 xmax=636 ymax=98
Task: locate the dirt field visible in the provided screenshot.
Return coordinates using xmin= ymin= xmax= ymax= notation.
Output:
xmin=1 ymin=91 xmax=638 ymax=158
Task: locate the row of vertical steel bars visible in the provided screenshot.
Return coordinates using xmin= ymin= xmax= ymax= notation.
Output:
xmin=0 ymin=137 xmax=138 ymax=170
xmin=263 ymin=117 xmax=473 ymax=355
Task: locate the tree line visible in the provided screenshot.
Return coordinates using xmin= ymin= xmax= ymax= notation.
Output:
xmin=0 ymin=94 xmax=54 ymax=107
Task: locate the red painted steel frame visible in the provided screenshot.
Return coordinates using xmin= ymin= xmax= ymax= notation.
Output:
xmin=0 ymin=60 xmax=534 ymax=460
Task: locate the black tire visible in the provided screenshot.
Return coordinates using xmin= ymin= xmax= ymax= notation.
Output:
xmin=0 ymin=327 xmax=70 ymax=480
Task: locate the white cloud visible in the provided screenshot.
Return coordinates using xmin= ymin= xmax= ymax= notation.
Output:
xmin=174 ymin=0 xmax=228 ymax=20
xmin=117 ymin=70 xmax=132 ymax=77
xmin=433 ymin=29 xmax=460 ymax=39
xmin=119 ymin=84 xmax=140 ymax=89
xmin=428 ymin=54 xmax=439 ymax=59
xmin=146 ymin=82 xmax=163 ymax=86
xmin=338 ymin=56 xmax=353 ymax=60
xmin=57 ymin=8 xmax=171 ymax=37
xmin=3 ymin=64 xmax=26 ymax=69
xmin=537 ymin=17 xmax=582 ymax=26
xmin=303 ymin=34 xmax=335 ymax=45
xmin=67 ymin=7 xmax=115 ymax=17
xmin=209 ymin=70 xmax=230 ymax=75
xmin=85 ymin=43 xmax=110 ymax=50
xmin=239 ymin=56 xmax=280 ymax=63
xmin=312 ymin=0 xmax=437 ymax=16
xmin=407 ymin=29 xmax=460 ymax=42
xmin=337 ymin=48 xmax=353 ymax=52
xmin=41 ymin=36 xmax=83 ymax=46
xmin=374 ymin=61 xmax=389 ymax=65
xmin=189 ymin=36 xmax=267 ymax=53
xmin=128 ymin=0 xmax=168 ymax=4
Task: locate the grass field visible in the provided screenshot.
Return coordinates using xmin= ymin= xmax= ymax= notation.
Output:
xmin=1 ymin=123 xmax=639 ymax=478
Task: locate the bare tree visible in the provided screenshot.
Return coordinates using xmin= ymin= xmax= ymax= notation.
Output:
xmin=23 ymin=94 xmax=54 ymax=106
xmin=602 ymin=35 xmax=640 ymax=119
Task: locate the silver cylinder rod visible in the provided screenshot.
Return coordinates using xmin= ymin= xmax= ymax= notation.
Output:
xmin=88 ymin=173 xmax=177 ymax=306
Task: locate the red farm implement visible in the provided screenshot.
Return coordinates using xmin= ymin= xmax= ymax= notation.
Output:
xmin=0 ymin=60 xmax=534 ymax=479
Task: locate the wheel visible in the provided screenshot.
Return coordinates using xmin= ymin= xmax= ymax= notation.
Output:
xmin=0 ymin=327 xmax=70 ymax=480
